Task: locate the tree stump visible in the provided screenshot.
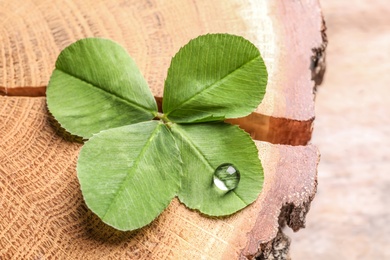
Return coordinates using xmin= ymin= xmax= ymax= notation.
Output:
xmin=0 ymin=0 xmax=326 ymax=259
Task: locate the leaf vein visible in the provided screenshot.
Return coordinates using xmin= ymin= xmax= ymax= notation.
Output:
xmin=101 ymin=123 xmax=162 ymax=220
xmin=56 ymin=68 xmax=155 ymax=116
xmin=173 ymin=125 xmax=247 ymax=206
xmin=166 ymin=55 xmax=260 ymax=116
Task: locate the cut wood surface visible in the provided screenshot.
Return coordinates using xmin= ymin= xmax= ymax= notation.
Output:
xmin=0 ymin=0 xmax=325 ymax=259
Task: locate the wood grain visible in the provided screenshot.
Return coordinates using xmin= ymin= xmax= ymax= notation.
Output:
xmin=0 ymin=0 xmax=325 ymax=258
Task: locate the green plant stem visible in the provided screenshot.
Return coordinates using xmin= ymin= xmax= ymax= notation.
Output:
xmin=156 ymin=112 xmax=171 ymax=123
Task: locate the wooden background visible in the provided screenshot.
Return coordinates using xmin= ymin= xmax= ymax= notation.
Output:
xmin=0 ymin=0 xmax=325 ymax=259
xmin=287 ymin=0 xmax=390 ymax=259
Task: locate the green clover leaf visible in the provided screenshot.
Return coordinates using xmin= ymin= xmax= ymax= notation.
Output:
xmin=163 ymin=34 xmax=267 ymax=123
xmin=46 ymin=34 xmax=268 ymax=231
xmin=171 ymin=123 xmax=263 ymax=216
xmin=47 ymin=38 xmax=158 ymax=139
xmin=77 ymin=121 xmax=181 ymax=231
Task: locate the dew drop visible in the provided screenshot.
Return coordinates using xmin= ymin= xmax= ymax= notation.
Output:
xmin=213 ymin=163 xmax=240 ymax=191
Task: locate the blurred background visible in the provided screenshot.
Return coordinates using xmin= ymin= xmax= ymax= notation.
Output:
xmin=285 ymin=1 xmax=390 ymax=259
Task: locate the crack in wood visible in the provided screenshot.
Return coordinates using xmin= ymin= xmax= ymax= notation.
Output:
xmin=0 ymin=86 xmax=46 ymax=97
xmin=1 ymin=86 xmax=314 ymax=146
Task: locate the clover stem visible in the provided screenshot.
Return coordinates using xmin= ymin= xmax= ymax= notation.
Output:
xmin=156 ymin=112 xmax=171 ymax=124
xmin=156 ymin=112 xmax=164 ymax=119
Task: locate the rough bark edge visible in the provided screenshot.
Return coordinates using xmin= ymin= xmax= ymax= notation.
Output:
xmin=245 ymin=181 xmax=317 ymax=260
xmin=278 ymin=176 xmax=318 ymax=232
xmin=311 ymin=17 xmax=328 ymax=91
xmin=247 ymin=179 xmax=318 ymax=260
xmin=248 ymin=17 xmax=327 ymax=260
xmin=255 ymin=229 xmax=291 ymax=260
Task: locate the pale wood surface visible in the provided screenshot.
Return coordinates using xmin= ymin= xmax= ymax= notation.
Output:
xmin=0 ymin=0 xmax=324 ymax=259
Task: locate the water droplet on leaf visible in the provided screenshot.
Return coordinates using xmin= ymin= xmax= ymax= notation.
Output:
xmin=213 ymin=163 xmax=240 ymax=191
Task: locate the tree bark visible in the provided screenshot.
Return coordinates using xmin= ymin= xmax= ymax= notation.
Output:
xmin=0 ymin=0 xmax=326 ymax=259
